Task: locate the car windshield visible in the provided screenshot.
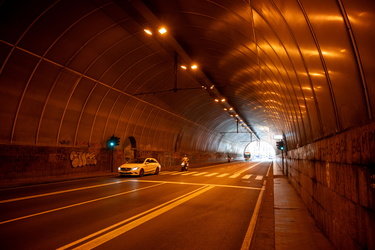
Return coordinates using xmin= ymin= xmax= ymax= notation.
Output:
xmin=128 ymin=158 xmax=146 ymax=164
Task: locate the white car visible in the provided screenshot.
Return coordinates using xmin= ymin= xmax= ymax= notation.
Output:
xmin=118 ymin=158 xmax=161 ymax=177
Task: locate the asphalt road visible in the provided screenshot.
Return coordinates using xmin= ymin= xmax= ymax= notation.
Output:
xmin=0 ymin=161 xmax=271 ymax=250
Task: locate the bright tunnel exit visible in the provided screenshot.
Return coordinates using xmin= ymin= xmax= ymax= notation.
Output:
xmin=244 ymin=141 xmax=275 ymax=161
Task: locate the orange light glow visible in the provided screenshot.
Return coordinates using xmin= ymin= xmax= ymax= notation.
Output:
xmin=144 ymin=29 xmax=152 ymax=35
xmin=158 ymin=27 xmax=167 ymax=34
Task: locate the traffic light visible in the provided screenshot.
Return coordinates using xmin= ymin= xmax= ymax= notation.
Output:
xmin=276 ymin=141 xmax=284 ymax=150
xmin=108 ymin=135 xmax=120 ymax=148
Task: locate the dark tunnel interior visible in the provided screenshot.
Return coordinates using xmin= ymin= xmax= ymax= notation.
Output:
xmin=0 ymin=0 xmax=374 ymax=249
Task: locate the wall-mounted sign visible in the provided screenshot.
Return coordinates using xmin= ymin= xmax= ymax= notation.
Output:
xmin=273 ymin=135 xmax=283 ymax=140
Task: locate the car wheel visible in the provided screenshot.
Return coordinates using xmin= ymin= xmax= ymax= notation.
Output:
xmin=139 ymin=169 xmax=144 ymax=177
xmin=154 ymin=167 xmax=159 ymax=175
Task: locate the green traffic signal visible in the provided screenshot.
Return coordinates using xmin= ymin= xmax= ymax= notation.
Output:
xmin=276 ymin=141 xmax=284 ymax=150
xmin=108 ymin=136 xmax=120 ymax=148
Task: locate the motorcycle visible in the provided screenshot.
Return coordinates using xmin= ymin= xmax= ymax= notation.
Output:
xmin=181 ymin=162 xmax=189 ymax=171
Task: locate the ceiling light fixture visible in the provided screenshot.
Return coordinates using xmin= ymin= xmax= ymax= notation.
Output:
xmin=158 ymin=27 xmax=167 ymax=34
xmin=144 ymin=29 xmax=152 ymax=35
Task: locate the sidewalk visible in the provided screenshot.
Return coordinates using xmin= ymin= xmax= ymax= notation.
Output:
xmin=250 ymin=163 xmax=335 ymax=249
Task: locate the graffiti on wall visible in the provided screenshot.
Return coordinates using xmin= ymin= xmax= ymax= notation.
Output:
xmin=69 ymin=151 xmax=97 ymax=168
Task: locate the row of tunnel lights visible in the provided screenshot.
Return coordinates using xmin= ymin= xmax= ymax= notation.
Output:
xmin=144 ymin=27 xmax=253 ymax=134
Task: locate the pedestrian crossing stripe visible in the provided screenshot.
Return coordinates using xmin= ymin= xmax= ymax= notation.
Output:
xmin=216 ymin=173 xmax=230 ymax=177
xmin=205 ymin=173 xmax=218 ymax=177
xmin=255 ymin=175 xmax=263 ymax=180
xmin=169 ymin=172 xmax=182 ymax=175
xmin=242 ymin=174 xmax=252 ymax=179
xmin=159 ymin=171 xmax=264 ymax=180
xmin=181 ymin=172 xmax=197 ymax=175
xmin=229 ymin=174 xmax=240 ymax=178
xmin=192 ymin=172 xmax=209 ymax=176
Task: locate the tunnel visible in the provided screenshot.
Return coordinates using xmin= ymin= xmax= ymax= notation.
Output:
xmin=0 ymin=0 xmax=374 ymax=249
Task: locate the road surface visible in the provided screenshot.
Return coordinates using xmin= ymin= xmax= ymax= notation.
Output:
xmin=0 ymin=161 xmax=271 ymax=250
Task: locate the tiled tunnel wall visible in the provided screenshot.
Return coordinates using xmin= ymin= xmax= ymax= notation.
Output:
xmin=277 ymin=121 xmax=375 ymax=249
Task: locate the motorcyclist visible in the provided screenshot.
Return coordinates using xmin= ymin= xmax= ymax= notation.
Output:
xmin=181 ymin=155 xmax=189 ymax=171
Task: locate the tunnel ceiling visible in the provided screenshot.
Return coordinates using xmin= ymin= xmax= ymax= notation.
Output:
xmin=0 ymin=0 xmax=374 ymax=152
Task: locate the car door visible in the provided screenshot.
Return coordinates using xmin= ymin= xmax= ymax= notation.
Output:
xmin=147 ymin=158 xmax=157 ymax=173
xmin=144 ymin=158 xmax=152 ymax=173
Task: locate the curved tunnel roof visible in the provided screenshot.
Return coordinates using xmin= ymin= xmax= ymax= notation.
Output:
xmin=0 ymin=0 xmax=374 ymax=154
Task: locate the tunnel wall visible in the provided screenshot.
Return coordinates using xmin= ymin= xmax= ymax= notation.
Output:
xmin=0 ymin=142 xmax=238 ymax=187
xmin=276 ymin=121 xmax=375 ymax=249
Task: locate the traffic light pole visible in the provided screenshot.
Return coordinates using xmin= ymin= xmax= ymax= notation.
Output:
xmin=107 ymin=135 xmax=120 ymax=172
xmin=281 ymin=148 xmax=284 ymax=175
xmin=111 ymin=147 xmax=114 ymax=172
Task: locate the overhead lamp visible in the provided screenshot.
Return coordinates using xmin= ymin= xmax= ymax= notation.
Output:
xmin=210 ymin=85 xmax=215 ymax=89
xmin=180 ymin=65 xmax=187 ymax=70
xmin=229 ymin=107 xmax=233 ymax=111
xmin=158 ymin=27 xmax=167 ymax=34
xmin=215 ymin=99 xmax=219 ymax=102
xmin=221 ymin=98 xmax=226 ymax=102
xmin=144 ymin=29 xmax=152 ymax=35
xmin=223 ymin=108 xmax=228 ymax=111
xmin=191 ymin=64 xmax=198 ymax=70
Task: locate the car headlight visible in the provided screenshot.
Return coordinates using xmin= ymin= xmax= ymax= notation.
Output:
xmin=131 ymin=167 xmax=139 ymax=171
xmin=118 ymin=167 xmax=121 ymax=170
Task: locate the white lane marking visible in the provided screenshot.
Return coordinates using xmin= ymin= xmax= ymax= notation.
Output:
xmin=229 ymin=162 xmax=262 ymax=179
xmin=130 ymin=180 xmax=261 ymax=191
xmin=240 ymin=162 xmax=271 ymax=250
xmin=0 ymin=183 xmax=164 ymax=225
xmin=216 ymin=173 xmax=230 ymax=178
xmin=58 ymin=185 xmax=215 ymax=250
xmin=169 ymin=172 xmax=181 ymax=175
xmin=192 ymin=172 xmax=209 ymax=176
xmin=0 ymin=180 xmax=130 ymax=204
xmin=229 ymin=174 xmax=240 ymax=178
xmin=255 ymin=175 xmax=263 ymax=180
xmin=181 ymin=172 xmax=197 ymax=175
xmin=205 ymin=173 xmax=218 ymax=177
xmin=242 ymin=174 xmax=252 ymax=179
xmin=159 ymin=171 xmax=172 ymax=175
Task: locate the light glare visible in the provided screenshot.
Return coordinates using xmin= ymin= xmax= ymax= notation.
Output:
xmin=144 ymin=29 xmax=152 ymax=35
xmin=158 ymin=27 xmax=167 ymax=34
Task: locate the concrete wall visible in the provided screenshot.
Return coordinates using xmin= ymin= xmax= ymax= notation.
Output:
xmin=277 ymin=121 xmax=375 ymax=249
xmin=0 ymin=142 xmax=238 ymax=187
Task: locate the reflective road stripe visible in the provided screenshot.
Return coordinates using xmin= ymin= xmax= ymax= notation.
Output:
xmin=57 ymin=185 xmax=215 ymax=250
